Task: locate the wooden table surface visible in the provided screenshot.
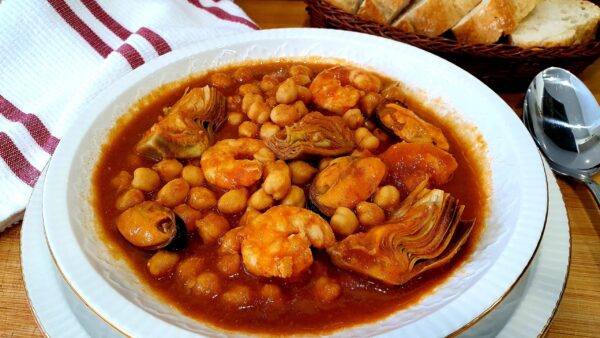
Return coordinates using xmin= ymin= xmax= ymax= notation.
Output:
xmin=1 ymin=1 xmax=599 ymax=337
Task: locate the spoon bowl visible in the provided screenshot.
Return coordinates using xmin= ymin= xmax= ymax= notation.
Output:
xmin=524 ymin=67 xmax=600 ymax=205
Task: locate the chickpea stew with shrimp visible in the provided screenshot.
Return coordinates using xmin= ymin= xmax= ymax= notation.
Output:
xmin=93 ymin=62 xmax=487 ymax=334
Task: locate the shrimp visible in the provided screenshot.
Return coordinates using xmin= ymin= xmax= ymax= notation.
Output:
xmin=218 ymin=206 xmax=335 ymax=279
xmin=310 ymin=66 xmax=382 ymax=115
xmin=200 ymin=138 xmax=275 ymax=190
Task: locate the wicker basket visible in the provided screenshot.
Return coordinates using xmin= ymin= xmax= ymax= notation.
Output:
xmin=306 ymin=0 xmax=600 ymax=91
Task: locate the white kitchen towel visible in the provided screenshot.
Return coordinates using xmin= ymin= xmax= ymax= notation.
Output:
xmin=0 ymin=0 xmax=257 ymax=231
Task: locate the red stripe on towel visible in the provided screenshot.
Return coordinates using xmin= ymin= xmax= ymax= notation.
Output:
xmin=137 ymin=27 xmax=172 ymax=55
xmin=47 ymin=0 xmax=112 ymax=58
xmin=0 ymin=96 xmax=60 ymax=154
xmin=117 ymin=43 xmax=145 ymax=69
xmin=187 ymin=0 xmax=259 ymax=30
xmin=0 ymin=133 xmax=41 ymax=187
xmin=81 ymin=0 xmax=131 ymax=40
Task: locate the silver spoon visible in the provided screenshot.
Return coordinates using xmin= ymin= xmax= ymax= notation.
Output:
xmin=523 ymin=67 xmax=600 ymax=206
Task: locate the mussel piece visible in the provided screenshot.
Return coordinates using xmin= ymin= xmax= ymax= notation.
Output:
xmin=136 ymin=85 xmax=227 ymax=161
xmin=379 ymin=142 xmax=458 ymax=196
xmin=377 ymin=103 xmax=450 ymax=151
xmin=327 ymin=182 xmax=474 ymax=285
xmin=116 ymin=201 xmax=177 ymax=250
xmin=165 ymin=216 xmax=188 ymax=252
xmin=309 ymin=155 xmax=386 ymax=217
xmin=265 ymin=112 xmax=355 ymax=160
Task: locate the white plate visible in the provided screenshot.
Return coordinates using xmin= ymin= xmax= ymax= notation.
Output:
xmin=41 ymin=28 xmax=547 ymax=337
xmin=22 ymin=161 xmax=568 ymax=338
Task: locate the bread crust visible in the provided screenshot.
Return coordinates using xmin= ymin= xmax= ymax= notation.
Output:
xmin=393 ymin=0 xmax=481 ymax=37
xmin=357 ymin=0 xmax=412 ymax=24
xmin=325 ymin=0 xmax=364 ymax=13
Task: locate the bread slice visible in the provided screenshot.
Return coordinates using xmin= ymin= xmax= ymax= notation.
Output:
xmin=510 ymin=0 xmax=600 ymax=47
xmin=451 ymin=0 xmax=538 ymax=44
xmin=357 ymin=0 xmax=412 ymax=24
xmin=325 ymin=0 xmax=365 ymax=13
xmin=392 ymin=0 xmax=481 ymax=37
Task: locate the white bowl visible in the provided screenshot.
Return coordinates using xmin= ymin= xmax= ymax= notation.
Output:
xmin=42 ymin=28 xmax=547 ymax=337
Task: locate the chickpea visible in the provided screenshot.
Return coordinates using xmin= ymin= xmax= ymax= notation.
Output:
xmin=254 ymin=147 xmax=276 ymax=163
xmin=238 ymin=121 xmax=259 ymax=138
xmin=330 ymin=207 xmax=359 ymax=236
xmin=115 ymin=188 xmax=145 ymax=211
xmin=319 ymin=157 xmax=333 ymax=171
xmin=218 ymin=188 xmax=248 ymax=214
xmin=260 ymin=284 xmax=283 ymax=304
xmin=260 ymin=75 xmax=279 ymax=92
xmin=349 ymin=70 xmax=381 ymax=92
xmin=196 ymin=212 xmax=230 ymax=244
xmin=276 ymin=78 xmax=298 ymax=104
xmin=239 ymin=207 xmax=261 ymax=227
xmin=238 ymin=83 xmax=261 ymax=96
xmin=281 ymin=186 xmax=306 ymax=207
xmin=216 ymin=253 xmax=242 ymax=276
xmin=156 ymin=178 xmax=189 ymax=207
xmin=181 ymin=165 xmax=205 ymax=187
xmin=248 ymin=188 xmax=274 ymax=211
xmin=111 ymin=170 xmax=132 ymax=192
xmin=176 ymin=256 xmax=205 ymax=288
xmin=314 ymin=276 xmax=341 ymax=302
xmin=356 ymin=201 xmax=385 ymax=227
xmin=290 ymin=64 xmax=313 ymax=77
xmin=194 ymin=272 xmax=222 ymax=297
xmin=173 ymin=204 xmax=203 ymax=232
xmin=227 ymin=95 xmax=242 ymax=112
xmin=270 ymin=104 xmax=300 ymax=127
xmin=153 ymin=159 xmax=183 ymax=182
xmin=374 ymin=185 xmax=401 ymax=209
xmin=233 ymin=67 xmax=254 ymax=83
xmin=291 ymin=74 xmax=311 ymax=86
xmin=343 ymin=108 xmax=365 ymax=130
xmin=263 ymin=160 xmax=292 ymax=200
xmin=289 ymin=161 xmax=318 ymax=185
xmin=296 ymin=86 xmax=312 ymax=103
xmin=221 ymin=285 xmax=252 ymax=307
xmin=147 ymin=251 xmax=180 ymax=278
xmin=355 ymin=127 xmax=380 ymax=151
xmin=293 ymin=100 xmax=308 ymax=117
xmin=259 ymin=122 xmax=281 ymax=140
xmin=242 ymin=93 xmax=264 ymax=113
xmin=360 ymin=92 xmax=382 ymax=116
xmin=188 ymin=186 xmax=217 ymax=210
xmin=247 ymin=100 xmax=270 ymax=124
xmin=227 ymin=112 xmax=245 ymax=126
xmin=209 ymin=72 xmax=233 ymax=89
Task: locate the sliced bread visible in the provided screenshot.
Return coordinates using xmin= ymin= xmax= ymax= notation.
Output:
xmin=510 ymin=0 xmax=600 ymax=47
xmin=392 ymin=0 xmax=481 ymax=37
xmin=325 ymin=0 xmax=365 ymax=13
xmin=357 ymin=0 xmax=412 ymax=24
xmin=451 ymin=0 xmax=538 ymax=44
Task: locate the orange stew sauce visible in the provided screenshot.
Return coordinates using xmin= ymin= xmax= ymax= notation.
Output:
xmin=92 ymin=62 xmax=486 ymax=335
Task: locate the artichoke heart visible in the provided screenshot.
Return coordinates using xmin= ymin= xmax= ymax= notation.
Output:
xmin=265 ymin=112 xmax=355 ymax=160
xmin=327 ymin=180 xmax=474 ymax=285
xmin=136 ymin=85 xmax=227 ymax=161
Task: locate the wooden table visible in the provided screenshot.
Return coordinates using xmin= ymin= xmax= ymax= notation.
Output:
xmin=2 ymin=1 xmax=599 ymax=336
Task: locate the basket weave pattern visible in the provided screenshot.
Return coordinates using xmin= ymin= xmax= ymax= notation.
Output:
xmin=306 ymin=0 xmax=600 ymax=91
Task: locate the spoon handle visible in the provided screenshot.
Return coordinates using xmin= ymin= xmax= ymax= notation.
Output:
xmin=583 ymin=178 xmax=600 ymax=207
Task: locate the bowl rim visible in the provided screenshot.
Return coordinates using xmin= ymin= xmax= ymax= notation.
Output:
xmin=41 ymin=28 xmax=548 ymax=337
